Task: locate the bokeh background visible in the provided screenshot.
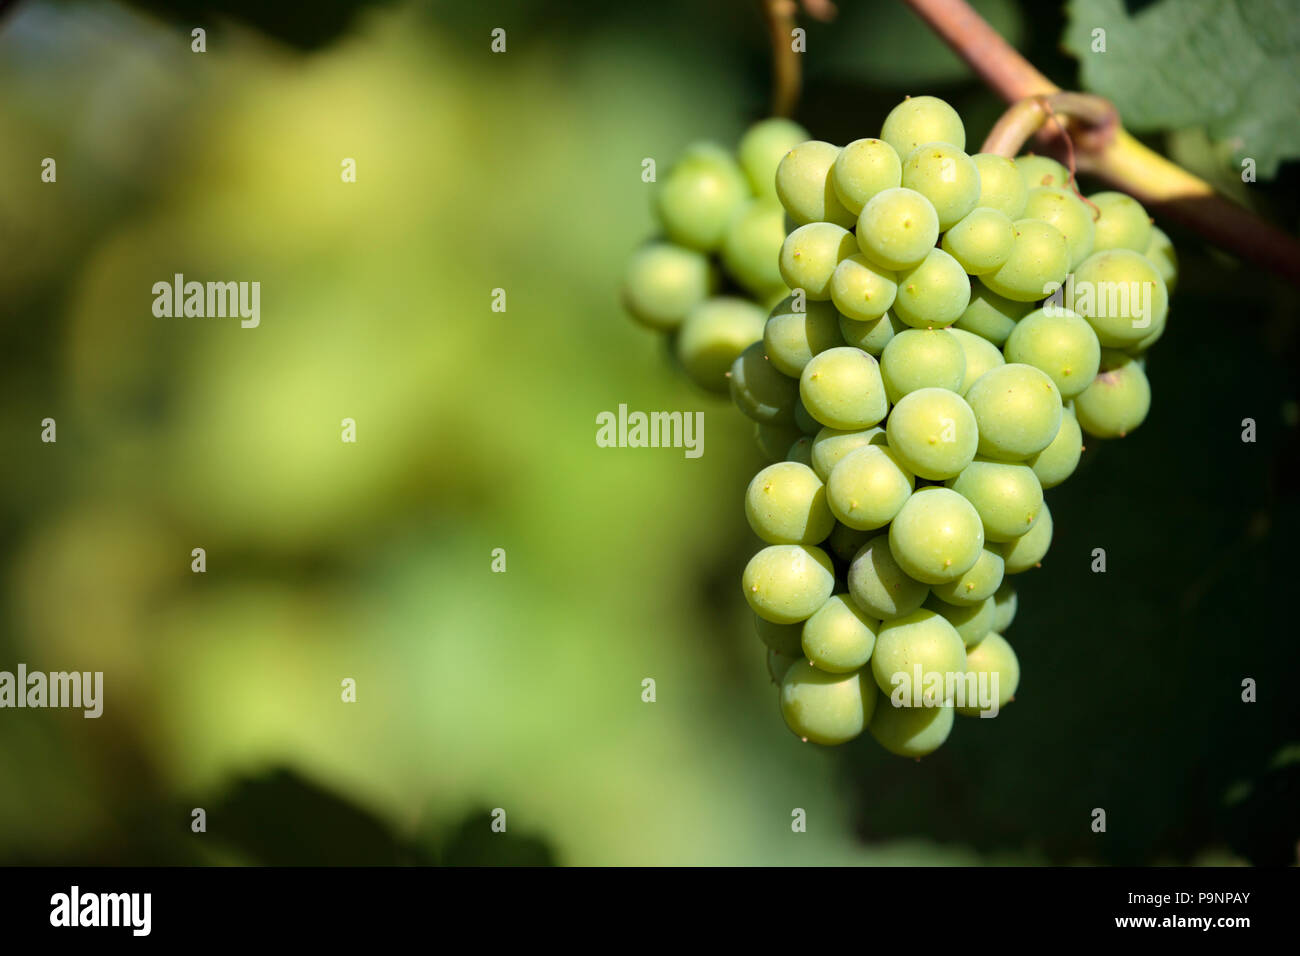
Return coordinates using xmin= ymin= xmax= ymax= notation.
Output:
xmin=0 ymin=0 xmax=1297 ymax=866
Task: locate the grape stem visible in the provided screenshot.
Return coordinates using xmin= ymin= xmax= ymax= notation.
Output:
xmin=760 ymin=0 xmax=837 ymax=119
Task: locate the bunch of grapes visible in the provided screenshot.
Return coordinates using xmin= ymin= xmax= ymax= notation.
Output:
xmin=734 ymin=96 xmax=1178 ymax=756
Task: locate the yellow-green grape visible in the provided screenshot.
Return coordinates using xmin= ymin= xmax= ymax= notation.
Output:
xmin=941 ymin=207 xmax=1015 ymax=275
xmin=946 ymin=458 xmax=1043 ymax=542
xmin=891 ymin=248 xmax=972 ymax=329
xmin=1074 ymin=348 xmax=1151 ymax=438
xmin=802 ymin=593 xmax=880 ymax=673
xmin=871 ymin=608 xmax=967 ymax=700
xmin=831 ymin=138 xmax=903 ymax=215
xmin=997 ymin=502 xmax=1053 ymax=574
xmin=947 ymin=327 xmax=1006 ymax=394
xmin=885 ymin=387 xmax=978 ymax=480
xmin=743 ymin=544 xmax=837 ymax=624
xmin=745 ymin=461 xmax=835 ymax=545
xmin=992 ymin=582 xmax=1017 ymax=631
xmin=775 ymin=140 xmax=856 ymax=227
xmin=901 ymin=142 xmax=981 ymax=230
xmin=800 ymin=346 xmax=888 ymax=430
xmin=787 ymin=435 xmax=814 ymax=466
xmin=971 ymin=153 xmax=1027 ymax=218
xmin=764 ymin=297 xmax=845 ymax=377
xmin=654 ymin=142 xmax=750 ymax=251
xmin=830 ymin=254 xmax=898 ymax=321
xmin=779 ymin=222 xmax=857 ymax=300
xmin=982 ymin=219 xmax=1071 ymax=302
xmin=1003 ymin=307 xmax=1102 ymax=401
xmin=721 ymin=198 xmax=788 ymax=296
xmin=879 ymin=95 xmax=966 ymax=157
xmin=955 ymin=632 xmax=1019 ymax=717
xmin=1071 ymin=249 xmax=1169 ymax=349
xmin=780 ymin=661 xmax=877 ymax=745
xmin=754 ymin=421 xmax=805 ymax=462
xmin=880 ymin=328 xmax=966 ymax=403
xmin=826 ymin=444 xmax=914 ymax=530
xmin=847 ymin=534 xmax=929 ymax=620
xmin=1022 ymin=186 xmax=1095 ymax=270
xmin=1144 ymin=226 xmax=1178 ymax=294
xmin=767 ymin=647 xmax=803 ymax=685
xmin=739 ymin=117 xmax=810 ymax=198
xmin=965 ymin=364 xmax=1063 ymax=460
xmin=1090 ymin=190 xmax=1153 ymax=252
xmin=869 ymin=699 xmax=955 ymax=756
xmin=888 ymin=487 xmax=984 ymax=584
xmin=794 ymin=396 xmax=821 ymax=434
xmin=1027 ymin=403 xmax=1083 ymax=488
xmin=954 ymin=281 xmax=1033 ymax=346
xmin=809 ymin=425 xmax=886 ymax=481
xmin=676 ymin=297 xmax=766 ymax=393
xmin=1015 ymin=153 xmax=1070 ymax=190
xmin=929 ymin=547 xmax=1004 ymax=606
xmin=622 ymin=242 xmax=715 ymax=331
xmin=730 ymin=342 xmax=798 ymax=425
xmin=856 ymin=187 xmax=940 ymax=271
xmin=1126 ymin=301 xmax=1167 ymax=355
xmin=839 ymin=310 xmax=906 ymax=356
xmin=924 ymin=593 xmax=996 ymax=648
xmin=756 ymin=613 xmax=804 ymax=656
xmin=827 ymin=521 xmax=871 ymax=563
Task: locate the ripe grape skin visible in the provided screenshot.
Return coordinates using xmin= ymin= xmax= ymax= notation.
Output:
xmin=787 ymin=435 xmax=814 ymax=466
xmin=885 ymin=387 xmax=979 ymax=480
xmin=1026 ymin=403 xmax=1083 ymax=488
xmin=971 ymin=153 xmax=1027 ymax=218
xmin=745 ymin=461 xmax=835 ymax=545
xmin=924 ymin=592 xmax=996 ymax=648
xmin=946 ymin=458 xmax=1044 ymax=542
xmin=779 ymin=223 xmax=858 ymax=300
xmin=755 ymin=613 xmax=804 ymax=656
xmin=1071 ymin=249 xmax=1169 ymax=349
xmin=780 ymin=661 xmax=877 ymax=745
xmin=1022 ymin=186 xmax=1096 ymax=270
xmin=955 ymin=632 xmax=1020 ymax=717
xmin=810 ymin=425 xmax=887 ymax=481
xmin=1144 ymin=226 xmax=1178 ymax=294
xmin=799 ymin=346 xmax=889 ymax=430
xmin=830 ymin=254 xmax=898 ymax=321
xmin=881 ymin=328 xmax=967 ymax=403
xmin=947 ymin=327 xmax=1006 ymax=394
xmin=929 ymin=546 xmax=1005 ymax=606
xmin=1074 ymin=349 xmax=1151 ymax=438
xmin=622 ymin=242 xmax=715 ymax=331
xmin=1090 ymin=191 xmax=1153 ymax=253
xmin=869 ymin=698 xmax=955 ymax=757
xmin=764 ymin=297 xmax=845 ymax=377
xmin=981 ymin=219 xmax=1071 ymax=303
xmin=847 ymin=535 xmax=930 ymax=620
xmin=767 ymin=647 xmax=803 ymax=684
xmin=888 ymin=487 xmax=985 ymax=584
xmin=775 ymin=140 xmax=857 ymax=227
xmin=676 ymin=297 xmax=766 ymax=393
xmin=856 ymin=187 xmax=941 ymax=271
xmin=722 ymin=198 xmax=789 ymax=296
xmin=965 ymin=363 xmax=1063 ymax=461
xmin=827 ymin=521 xmax=872 ymax=563
xmin=891 ymin=248 xmax=972 ymax=329
xmin=802 ymin=593 xmax=880 ymax=673
xmin=831 ymin=138 xmax=903 ymax=215
xmin=992 ymin=582 xmax=1017 ymax=631
xmin=743 ymin=544 xmax=837 ymax=624
xmin=997 ymin=501 xmax=1053 ymax=574
xmin=880 ymin=95 xmax=966 ymax=157
xmin=1014 ymin=154 xmax=1070 ymax=190
xmin=754 ymin=421 xmax=805 ymax=462
xmin=941 ymin=207 xmax=1015 ymax=275
xmin=954 ymin=282 xmax=1033 ymax=347
xmin=738 ymin=117 xmax=810 ymax=198
xmin=730 ymin=342 xmax=798 ymax=425
xmin=901 ymin=142 xmax=981 ymax=230
xmin=871 ymin=608 xmax=967 ymax=700
xmin=839 ymin=310 xmax=906 ymax=356
xmin=826 ymin=444 xmax=915 ymax=530
xmin=654 ymin=143 xmax=750 ymax=251
xmin=1003 ymin=307 xmax=1102 ymax=401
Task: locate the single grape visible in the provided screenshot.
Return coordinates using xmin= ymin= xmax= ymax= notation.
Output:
xmin=830 ymin=254 xmax=898 ymax=322
xmin=831 ymin=138 xmax=903 ymax=215
xmin=869 ymin=698 xmax=955 ymax=756
xmin=954 ymin=281 xmax=1033 ymax=346
xmin=847 ymin=535 xmax=930 ymax=621
xmin=775 ymin=140 xmax=856 ymax=227
xmin=971 ymin=153 xmax=1027 ymax=218
xmin=809 ymin=425 xmax=887 ymax=481
xmin=992 ymin=582 xmax=1017 ymax=631
xmin=947 ymin=327 xmax=1006 ymax=394
xmin=982 ymin=219 xmax=1071 ymax=303
xmin=654 ymin=142 xmax=749 ymax=251
xmin=1027 ymin=402 xmax=1083 ymax=488
xmin=1014 ymin=154 xmax=1070 ymax=190
xmin=900 ymin=142 xmax=981 ymax=230
xmin=767 ymin=647 xmax=803 ymax=685
xmin=879 ymin=95 xmax=966 ymax=157
xmin=738 ymin=117 xmax=810 ymax=198
xmin=1074 ymin=348 xmax=1151 ymax=438
xmin=800 ymin=346 xmax=889 ymax=430
xmin=1022 ymin=186 xmax=1095 ymax=270
xmin=1071 ymin=249 xmax=1169 ymax=349
xmin=802 ymin=593 xmax=880 ymax=673
xmin=779 ymin=222 xmax=857 ymax=300
xmin=839 ymin=310 xmax=906 ymax=356
xmin=946 ymin=458 xmax=1043 ymax=542
xmin=891 ymin=248 xmax=972 ymax=329
xmin=871 ymin=608 xmax=967 ymax=702
xmin=924 ymin=593 xmax=996 ymax=648
xmin=856 ymin=187 xmax=940 ymax=271
xmin=1143 ymin=226 xmax=1178 ymax=294
xmin=787 ymin=435 xmax=814 ymax=466
xmin=794 ymin=396 xmax=821 ymax=434
xmin=754 ymin=421 xmax=805 ymax=462
xmin=730 ymin=342 xmax=798 ymax=424
xmin=722 ymin=198 xmax=788 ymax=296
xmin=888 ymin=487 xmax=984 ymax=584
xmin=826 ymin=444 xmax=914 ymax=530
xmin=965 ymin=364 xmax=1063 ymax=460
xmin=743 ymin=544 xmax=837 ymax=624
xmin=676 ymin=297 xmax=766 ymax=393
xmin=764 ymin=297 xmax=845 ymax=377
xmin=885 ymin=387 xmax=978 ymax=480
xmin=941 ymin=207 xmax=1015 ymax=275
xmin=997 ymin=501 xmax=1052 ymax=574
xmin=880 ymin=328 xmax=966 ymax=403
xmin=955 ymin=632 xmax=1019 ymax=717
xmin=745 ymin=461 xmax=835 ymax=545
xmin=826 ymin=521 xmax=871 ymax=563
xmin=780 ymin=661 xmax=877 ymax=745
xmin=1003 ymin=307 xmax=1102 ymax=401
xmin=622 ymin=242 xmax=715 ymax=331
xmin=1090 ymin=191 xmax=1153 ymax=253
xmin=928 ymin=547 xmax=1005 ymax=606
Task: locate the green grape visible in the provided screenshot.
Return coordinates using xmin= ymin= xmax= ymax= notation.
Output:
xmin=888 ymin=487 xmax=984 ymax=584
xmin=879 ymin=95 xmax=966 ymax=157
xmin=809 ymin=425 xmax=886 ymax=481
xmin=743 ymin=544 xmax=837 ymax=624
xmin=982 ymin=219 xmax=1071 ymax=302
xmin=799 ymin=346 xmax=889 ymax=430
xmin=780 ymin=661 xmax=877 ymax=745
xmin=1144 ymin=226 xmax=1178 ymax=294
xmin=856 ymin=187 xmax=940 ymax=271
xmin=954 ymin=282 xmax=1033 ymax=346
xmin=955 ymin=632 xmax=1019 ymax=717
xmin=871 ymin=608 xmax=967 ymax=701
xmin=721 ymin=198 xmax=788 ymax=296
xmin=754 ymin=421 xmax=805 ymax=462
xmin=622 ymin=242 xmax=715 ymax=331
xmin=885 ymin=387 xmax=978 ymax=480
xmin=947 ymin=327 xmax=1006 ymax=394
xmin=1022 ymin=186 xmax=1095 ymax=270
xmin=997 ymin=501 xmax=1052 ymax=574
xmin=924 ymin=593 xmax=996 ymax=648
xmin=941 ymin=207 xmax=1015 ymax=275
xmin=1071 ymin=250 xmax=1169 ymax=349
xmin=676 ymin=297 xmax=766 ymax=393
xmin=764 ymin=297 xmax=845 ymax=377
xmin=992 ymin=583 xmax=1017 ymax=632
xmin=1003 ymin=307 xmax=1101 ymax=401
xmin=1074 ymin=348 xmax=1151 ymax=438
xmin=831 ymin=138 xmax=903 ymax=215
xmin=1027 ymin=403 xmax=1083 ymax=487
xmin=847 ymin=535 xmax=929 ymax=620
xmin=946 ymin=458 xmax=1043 ymax=542
xmin=762 ymin=286 xmax=793 ymax=312
xmin=869 ymin=698 xmax=954 ymax=756
xmin=1090 ymin=191 xmax=1153 ymax=252
xmin=839 ymin=310 xmax=905 ymax=356
xmin=891 ymin=248 xmax=972 ymax=329
xmin=971 ymin=153 xmax=1027 ymax=218
xmin=730 ymin=342 xmax=798 ymax=424
xmin=965 ymin=364 xmax=1063 ymax=460
xmin=787 ymin=434 xmax=814 ymax=465
xmin=755 ymin=613 xmax=804 ymax=656
xmin=826 ymin=444 xmax=914 ymax=530
xmin=901 ymin=142 xmax=981 ymax=230
xmin=880 ymin=328 xmax=966 ymax=403
xmin=794 ymin=397 xmax=821 ymax=434
xmin=745 ymin=461 xmax=835 ymax=545
xmin=830 ymin=254 xmax=898 ymax=321
xmin=654 ymin=142 xmax=750 ymax=251
xmin=775 ymin=140 xmax=856 ymax=227
xmin=766 ymin=647 xmax=803 ymax=685
xmin=779 ymin=222 xmax=857 ymax=300
xmin=826 ymin=521 xmax=871 ymax=563
xmin=929 ymin=547 xmax=1004 ymax=606
xmin=802 ymin=593 xmax=879 ymax=673
xmin=1015 ymin=154 xmax=1070 ymax=190
xmin=1126 ymin=302 xmax=1167 ymax=355
xmin=738 ymin=117 xmax=810 ymax=198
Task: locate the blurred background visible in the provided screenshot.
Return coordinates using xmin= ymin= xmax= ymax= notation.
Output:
xmin=0 ymin=0 xmax=1296 ymax=865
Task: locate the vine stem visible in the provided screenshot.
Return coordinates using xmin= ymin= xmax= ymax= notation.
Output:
xmin=761 ymin=0 xmax=800 ymax=118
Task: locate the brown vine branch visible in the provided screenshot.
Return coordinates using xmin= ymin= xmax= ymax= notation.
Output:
xmin=760 ymin=0 xmax=836 ymax=118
